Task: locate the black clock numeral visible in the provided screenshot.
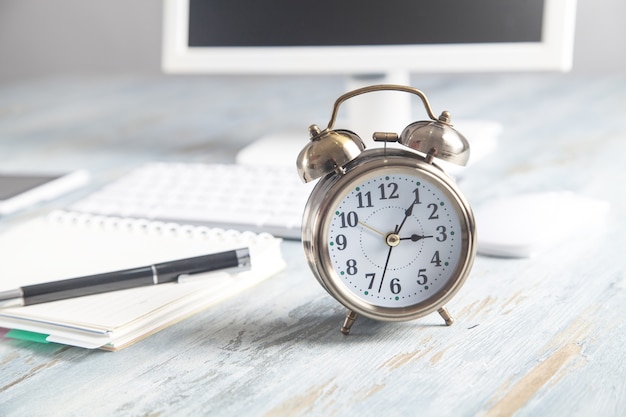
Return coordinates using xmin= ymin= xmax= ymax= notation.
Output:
xmin=436 ymin=225 xmax=447 ymax=242
xmin=428 ymin=202 xmax=439 ymax=219
xmin=430 ymin=251 xmax=442 ymax=267
xmin=346 ymin=259 xmax=358 ymax=275
xmin=366 ymin=273 xmax=376 ymax=290
xmin=417 ymin=268 xmax=428 ymax=285
xmin=338 ymin=211 xmax=358 ymax=228
xmin=412 ymin=187 xmax=422 ymax=204
xmin=390 ymin=278 xmax=401 ymax=294
xmin=335 ymin=234 xmax=347 ymax=250
xmin=378 ymin=182 xmax=399 ymax=200
xmin=356 ymin=191 xmax=373 ymax=208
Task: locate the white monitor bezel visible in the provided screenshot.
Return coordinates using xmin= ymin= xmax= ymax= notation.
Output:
xmin=162 ymin=0 xmax=577 ymax=74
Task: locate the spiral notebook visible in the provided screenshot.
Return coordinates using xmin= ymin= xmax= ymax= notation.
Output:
xmin=0 ymin=211 xmax=285 ymax=350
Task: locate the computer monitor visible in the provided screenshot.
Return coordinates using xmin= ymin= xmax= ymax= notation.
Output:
xmin=162 ymin=0 xmax=576 ymax=147
xmin=163 ymin=0 xmax=576 ymax=74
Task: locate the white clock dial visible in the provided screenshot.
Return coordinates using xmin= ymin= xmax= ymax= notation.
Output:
xmin=325 ymin=169 xmax=464 ymax=309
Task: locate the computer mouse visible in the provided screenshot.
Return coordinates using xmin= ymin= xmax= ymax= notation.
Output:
xmin=474 ymin=191 xmax=610 ymax=258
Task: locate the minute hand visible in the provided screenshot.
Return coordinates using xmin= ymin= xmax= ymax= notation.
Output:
xmin=396 ymin=202 xmax=416 ymax=234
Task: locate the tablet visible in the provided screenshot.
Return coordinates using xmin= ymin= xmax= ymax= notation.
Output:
xmin=0 ymin=170 xmax=90 ymax=215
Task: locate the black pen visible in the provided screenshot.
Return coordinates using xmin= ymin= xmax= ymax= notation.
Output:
xmin=0 ymin=248 xmax=251 ymax=308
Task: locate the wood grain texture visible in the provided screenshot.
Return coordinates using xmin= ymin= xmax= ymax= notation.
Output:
xmin=0 ymin=74 xmax=624 ymax=416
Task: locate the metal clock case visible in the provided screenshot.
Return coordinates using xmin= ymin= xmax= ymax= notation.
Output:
xmin=297 ymin=85 xmax=477 ymax=334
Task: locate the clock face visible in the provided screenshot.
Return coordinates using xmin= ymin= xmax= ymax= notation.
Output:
xmin=320 ymin=165 xmax=470 ymax=313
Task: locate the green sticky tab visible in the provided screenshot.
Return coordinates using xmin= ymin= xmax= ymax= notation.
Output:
xmin=6 ymin=329 xmax=50 ymax=344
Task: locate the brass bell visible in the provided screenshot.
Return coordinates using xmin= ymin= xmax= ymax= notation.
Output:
xmin=296 ymin=124 xmax=365 ymax=183
xmin=399 ymin=111 xmax=470 ymax=166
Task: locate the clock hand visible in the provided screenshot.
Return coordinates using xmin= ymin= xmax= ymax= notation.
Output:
xmin=358 ymin=221 xmax=387 ymax=237
xmin=378 ymin=224 xmax=400 ymax=293
xmin=400 ymin=234 xmax=434 ymax=242
xmin=379 ymin=244 xmax=394 ymax=293
xmin=395 ymin=202 xmax=416 ymax=234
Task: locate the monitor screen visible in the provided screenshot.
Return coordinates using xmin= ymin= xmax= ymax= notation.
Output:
xmin=163 ymin=0 xmax=577 ymax=74
xmin=187 ymin=1 xmax=542 ymax=47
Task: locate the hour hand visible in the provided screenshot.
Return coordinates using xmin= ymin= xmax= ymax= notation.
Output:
xmin=400 ymin=234 xmax=433 ymax=242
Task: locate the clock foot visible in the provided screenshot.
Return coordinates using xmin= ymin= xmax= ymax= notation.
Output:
xmin=438 ymin=307 xmax=454 ymax=326
xmin=340 ymin=310 xmax=358 ymax=335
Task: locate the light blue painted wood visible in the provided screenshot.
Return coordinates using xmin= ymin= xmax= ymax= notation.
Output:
xmin=0 ymin=74 xmax=624 ymax=416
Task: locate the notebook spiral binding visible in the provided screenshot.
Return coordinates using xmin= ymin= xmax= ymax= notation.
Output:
xmin=47 ymin=210 xmax=277 ymax=243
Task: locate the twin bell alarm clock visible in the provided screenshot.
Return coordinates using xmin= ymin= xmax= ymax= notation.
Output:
xmin=296 ymin=85 xmax=476 ymax=334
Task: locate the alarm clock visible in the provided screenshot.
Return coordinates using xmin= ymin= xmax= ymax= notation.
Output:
xmin=296 ymin=85 xmax=476 ymax=334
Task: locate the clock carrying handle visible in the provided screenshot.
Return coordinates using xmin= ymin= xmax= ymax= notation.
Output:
xmin=325 ymin=84 xmax=439 ymax=130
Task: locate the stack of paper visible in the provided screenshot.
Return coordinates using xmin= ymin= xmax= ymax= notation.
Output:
xmin=0 ymin=211 xmax=285 ymax=350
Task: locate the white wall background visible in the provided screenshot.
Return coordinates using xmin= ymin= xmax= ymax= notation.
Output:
xmin=0 ymin=0 xmax=624 ymax=83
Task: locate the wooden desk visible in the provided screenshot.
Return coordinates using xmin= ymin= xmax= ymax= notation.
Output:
xmin=0 ymin=74 xmax=624 ymax=416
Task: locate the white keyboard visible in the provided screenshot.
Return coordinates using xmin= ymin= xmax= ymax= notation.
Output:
xmin=70 ymin=163 xmax=313 ymax=239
